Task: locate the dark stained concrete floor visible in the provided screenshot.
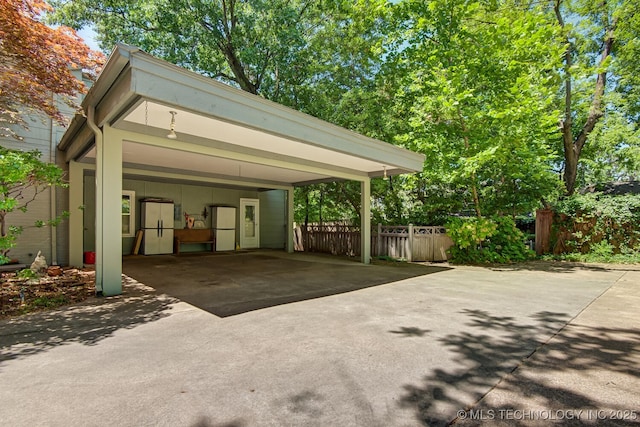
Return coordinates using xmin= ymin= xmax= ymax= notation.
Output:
xmin=122 ymin=250 xmax=450 ymax=317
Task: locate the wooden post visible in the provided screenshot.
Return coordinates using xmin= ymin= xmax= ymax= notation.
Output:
xmin=377 ymin=223 xmax=382 ymax=257
xmin=407 ymin=224 xmax=414 ymax=262
xmin=535 ymin=209 xmax=553 ymax=255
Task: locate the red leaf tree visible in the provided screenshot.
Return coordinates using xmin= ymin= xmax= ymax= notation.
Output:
xmin=0 ymin=0 xmax=103 ymax=263
xmin=0 ymin=0 xmax=104 ymax=138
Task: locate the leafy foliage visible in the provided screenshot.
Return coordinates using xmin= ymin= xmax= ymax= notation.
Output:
xmin=386 ymin=0 xmax=564 ymax=218
xmin=552 ymin=192 xmax=640 ymax=256
xmin=47 ymin=0 xmax=640 ymax=229
xmin=0 ymin=0 xmax=103 ymax=139
xmin=0 ymin=147 xmax=67 ymax=264
xmin=446 ymin=216 xmax=534 ymax=264
xmin=49 ymin=0 xmax=388 ymax=111
xmin=294 ymin=182 xmax=362 ymax=225
xmin=552 ymin=0 xmax=640 ymax=194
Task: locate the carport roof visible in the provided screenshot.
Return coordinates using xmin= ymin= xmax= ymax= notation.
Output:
xmin=58 ymin=44 xmax=424 ymax=187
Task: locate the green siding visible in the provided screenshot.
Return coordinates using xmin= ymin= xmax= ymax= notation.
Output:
xmin=259 ymin=190 xmax=286 ymax=249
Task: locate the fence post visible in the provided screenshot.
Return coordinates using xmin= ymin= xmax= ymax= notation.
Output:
xmin=407 ymin=224 xmax=414 ymax=262
xmin=377 ymin=223 xmax=382 ymax=257
xmin=535 ymin=209 xmax=553 ymax=255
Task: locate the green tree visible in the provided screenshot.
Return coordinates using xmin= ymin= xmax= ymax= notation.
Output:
xmin=0 ymin=148 xmax=67 ymax=264
xmin=50 ymin=0 xmax=389 ymax=110
xmin=1 ymin=0 xmax=100 ymax=264
xmin=552 ymin=0 xmax=640 ymax=194
xmin=386 ymin=0 xmax=564 ymax=218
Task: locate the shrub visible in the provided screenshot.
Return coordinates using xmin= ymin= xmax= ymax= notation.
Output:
xmin=552 ymin=193 xmax=640 ymax=256
xmin=446 ymin=216 xmax=533 ymax=264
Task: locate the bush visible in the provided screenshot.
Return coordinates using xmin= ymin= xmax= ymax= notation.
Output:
xmin=446 ymin=216 xmax=534 ymax=264
xmin=552 ymin=193 xmax=640 ymax=256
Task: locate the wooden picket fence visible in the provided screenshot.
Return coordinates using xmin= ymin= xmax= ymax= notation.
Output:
xmin=295 ymin=223 xmax=453 ymax=262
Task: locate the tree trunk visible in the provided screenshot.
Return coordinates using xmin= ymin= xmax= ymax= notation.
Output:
xmin=0 ymin=211 xmax=7 ymax=258
xmin=556 ymin=0 xmax=616 ymax=195
xmin=457 ymin=108 xmax=482 ymax=217
xmin=0 ymin=211 xmax=5 ymax=238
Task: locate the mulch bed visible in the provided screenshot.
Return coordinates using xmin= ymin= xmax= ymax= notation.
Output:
xmin=0 ymin=268 xmax=95 ymax=319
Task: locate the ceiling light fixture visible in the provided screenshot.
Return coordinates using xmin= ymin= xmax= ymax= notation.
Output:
xmin=167 ymin=111 xmax=177 ymax=139
xmin=383 ymin=165 xmax=388 ymax=180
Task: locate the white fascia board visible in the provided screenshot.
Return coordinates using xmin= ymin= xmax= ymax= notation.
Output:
xmin=63 ymin=124 xmax=95 ymax=162
xmin=80 ymin=44 xmax=139 ymax=111
xmin=59 ymin=44 xmax=139 ymax=153
xmin=128 ymin=52 xmax=425 ymax=172
xmin=58 ymin=113 xmax=87 ymax=151
xmin=94 ymin=68 xmax=137 ymax=127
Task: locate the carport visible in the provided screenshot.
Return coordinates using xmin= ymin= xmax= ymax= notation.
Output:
xmin=58 ymin=44 xmax=425 ymax=296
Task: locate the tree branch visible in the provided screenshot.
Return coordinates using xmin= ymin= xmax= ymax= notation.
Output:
xmin=573 ymin=15 xmax=617 ymax=155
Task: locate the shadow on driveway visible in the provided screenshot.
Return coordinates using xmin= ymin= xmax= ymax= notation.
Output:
xmin=0 ymin=278 xmax=177 ymax=368
xmin=488 ymin=260 xmax=640 ymax=273
xmin=400 ymin=309 xmax=640 ymax=426
xmin=123 ymin=251 xmax=451 ymax=317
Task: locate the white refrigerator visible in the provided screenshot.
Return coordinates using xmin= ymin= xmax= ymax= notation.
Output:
xmin=212 ymin=206 xmax=236 ymax=251
xmin=141 ymin=201 xmax=174 ymax=254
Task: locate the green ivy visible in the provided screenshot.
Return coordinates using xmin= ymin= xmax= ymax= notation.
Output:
xmin=446 ymin=216 xmax=534 ymax=264
xmin=553 ymin=193 xmax=640 ymax=255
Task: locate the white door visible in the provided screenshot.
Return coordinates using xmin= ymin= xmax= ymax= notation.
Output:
xmin=240 ymin=198 xmax=259 ymax=249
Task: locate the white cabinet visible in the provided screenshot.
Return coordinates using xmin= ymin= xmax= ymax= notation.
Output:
xmin=212 ymin=206 xmax=236 ymax=251
xmin=141 ymin=201 xmax=174 ymax=254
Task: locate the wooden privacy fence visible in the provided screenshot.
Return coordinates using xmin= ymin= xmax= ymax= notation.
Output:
xmin=295 ymin=223 xmax=453 ymax=262
xmin=296 ymin=224 xmax=361 ymax=257
xmin=373 ymin=224 xmax=453 ymax=262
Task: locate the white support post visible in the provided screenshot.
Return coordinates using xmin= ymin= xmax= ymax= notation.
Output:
xmin=95 ymin=125 xmax=123 ymax=296
xmin=286 ymin=187 xmax=294 ymax=253
xmin=360 ymin=179 xmax=371 ymax=264
xmin=68 ymin=160 xmax=84 ymax=267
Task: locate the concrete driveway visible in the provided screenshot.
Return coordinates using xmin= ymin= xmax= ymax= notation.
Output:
xmin=0 ymin=252 xmax=638 ymax=426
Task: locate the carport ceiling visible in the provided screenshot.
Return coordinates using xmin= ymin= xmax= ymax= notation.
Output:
xmin=64 ymin=44 xmax=425 ymax=187
xmin=80 ymin=101 xmax=384 ymax=185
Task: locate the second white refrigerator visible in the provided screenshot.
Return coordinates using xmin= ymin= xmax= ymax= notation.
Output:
xmin=212 ymin=206 xmax=236 ymax=251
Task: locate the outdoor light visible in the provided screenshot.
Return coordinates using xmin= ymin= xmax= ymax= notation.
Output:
xmin=167 ymin=111 xmax=177 ymax=139
xmin=383 ymin=165 xmax=388 ymax=180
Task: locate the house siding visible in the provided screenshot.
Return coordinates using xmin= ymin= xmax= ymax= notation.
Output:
xmin=1 ymin=70 xmax=88 ymax=266
xmin=259 ymin=190 xmax=287 ymax=249
xmin=1 ymin=113 xmax=57 ymax=265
